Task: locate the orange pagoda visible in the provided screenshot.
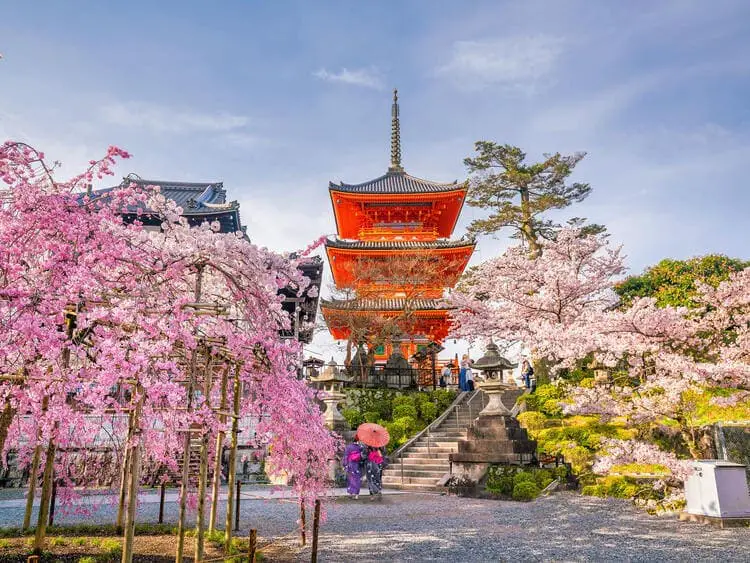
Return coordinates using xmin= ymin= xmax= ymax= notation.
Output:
xmin=321 ymin=90 xmax=474 ymax=363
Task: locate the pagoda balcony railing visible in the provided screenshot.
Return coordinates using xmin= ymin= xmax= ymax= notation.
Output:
xmin=358 ymin=226 xmax=439 ymax=240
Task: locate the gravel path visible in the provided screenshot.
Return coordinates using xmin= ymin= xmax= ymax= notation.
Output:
xmin=1 ymin=487 xmax=748 ymax=561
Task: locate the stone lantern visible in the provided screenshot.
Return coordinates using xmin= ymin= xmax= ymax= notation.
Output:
xmin=472 ymin=341 xmax=517 ymax=416
xmin=310 ymin=358 xmax=350 ymax=432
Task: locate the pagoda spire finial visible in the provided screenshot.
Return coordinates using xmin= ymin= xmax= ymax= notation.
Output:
xmin=389 ymin=88 xmax=403 ymax=173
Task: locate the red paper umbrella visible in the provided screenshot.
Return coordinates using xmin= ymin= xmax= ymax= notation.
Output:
xmin=356 ymin=423 xmax=390 ymax=448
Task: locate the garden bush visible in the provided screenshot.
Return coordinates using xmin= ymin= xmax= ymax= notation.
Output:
xmin=517 ymin=411 xmax=547 ymax=432
xmin=341 ymin=408 xmax=362 ymax=429
xmin=418 ymin=401 xmax=438 ymax=422
xmin=534 ymin=468 xmax=554 ymax=489
xmin=392 ymin=403 xmax=418 ymax=420
xmin=512 ymin=471 xmax=536 ymax=485
xmin=512 ymin=481 xmax=541 ymax=501
xmin=363 ymin=411 xmax=381 ymax=423
xmin=485 ymin=465 xmax=515 ymax=496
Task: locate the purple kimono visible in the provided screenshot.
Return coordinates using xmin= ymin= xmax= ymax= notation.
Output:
xmin=342 ymin=442 xmax=366 ymax=495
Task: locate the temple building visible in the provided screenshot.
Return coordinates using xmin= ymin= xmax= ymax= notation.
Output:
xmin=97 ymin=176 xmax=322 ymax=344
xmin=321 ymin=90 xmax=474 ymax=363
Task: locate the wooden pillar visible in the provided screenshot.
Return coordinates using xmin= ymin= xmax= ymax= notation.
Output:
xmin=208 ymin=365 xmax=229 ymax=533
xmin=121 ymin=389 xmax=143 ymax=563
xmin=224 ymin=363 xmax=242 ymax=552
xmin=195 ymin=355 xmax=214 ymax=562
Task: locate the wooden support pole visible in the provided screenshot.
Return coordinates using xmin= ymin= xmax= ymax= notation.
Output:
xmin=33 ymin=437 xmax=56 ymax=554
xmin=121 ymin=390 xmax=143 ymax=563
xmin=299 ymin=499 xmax=306 ymax=547
xmin=176 ymin=264 xmax=204 ymax=563
xmin=234 ymin=480 xmax=241 ymax=532
xmin=23 ymin=442 xmax=41 ymax=531
xmin=208 ymin=366 xmax=229 ymax=534
xmin=224 ymin=364 xmax=242 ymax=551
xmin=158 ymin=482 xmax=166 ymax=524
xmin=116 ymin=408 xmax=135 ymax=534
xmin=195 ymin=355 xmax=215 ymax=562
xmin=248 ymin=528 xmax=257 ymax=563
xmin=311 ymin=499 xmax=321 ymax=563
xmin=48 ymin=479 xmax=57 ymax=527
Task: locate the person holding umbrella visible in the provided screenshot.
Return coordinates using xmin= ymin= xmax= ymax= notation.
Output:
xmin=356 ymin=423 xmax=390 ymax=499
xmin=342 ymin=434 xmax=367 ymax=499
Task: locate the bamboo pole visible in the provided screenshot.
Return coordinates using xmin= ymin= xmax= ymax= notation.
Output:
xmin=176 ymin=265 xmax=204 ymax=563
xmin=224 ymin=363 xmax=242 ymax=552
xmin=194 ymin=354 xmax=215 ymax=562
xmin=121 ymin=389 xmax=143 ymax=563
xmin=248 ymin=528 xmax=257 ymax=563
xmin=208 ymin=365 xmax=229 ymax=533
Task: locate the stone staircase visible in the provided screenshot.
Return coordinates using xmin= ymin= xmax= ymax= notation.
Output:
xmin=383 ymin=388 xmax=525 ymax=491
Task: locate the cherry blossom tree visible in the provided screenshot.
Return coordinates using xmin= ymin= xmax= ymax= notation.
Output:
xmin=0 ymin=141 xmax=337 ymax=560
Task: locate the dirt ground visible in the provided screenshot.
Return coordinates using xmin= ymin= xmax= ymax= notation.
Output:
xmin=0 ymin=533 xmax=299 ymax=562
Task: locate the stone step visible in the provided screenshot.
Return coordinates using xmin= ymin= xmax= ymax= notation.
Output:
xmin=408 ymin=446 xmax=456 ymax=454
xmin=389 ymin=461 xmax=450 ymax=470
xmin=400 ymin=452 xmax=452 ymax=460
xmin=382 ymin=475 xmax=440 ymax=485
xmin=382 ymin=469 xmax=446 ymax=479
xmin=383 ymin=483 xmax=439 ymax=492
xmin=412 ymin=440 xmax=461 ymax=449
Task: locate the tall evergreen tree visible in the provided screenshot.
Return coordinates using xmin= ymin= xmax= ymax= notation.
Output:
xmin=464 ymin=142 xmax=601 ymax=254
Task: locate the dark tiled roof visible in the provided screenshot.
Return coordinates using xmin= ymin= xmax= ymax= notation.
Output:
xmin=329 ymin=170 xmax=462 ymax=194
xmin=124 ymin=178 xmax=237 ymax=214
xmin=326 ymin=237 xmax=475 ymax=251
xmin=320 ymin=298 xmax=453 ymax=311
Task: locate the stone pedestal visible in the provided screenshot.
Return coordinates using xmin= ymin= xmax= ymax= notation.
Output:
xmin=449 ymin=410 xmax=537 ymax=483
xmin=477 ymin=379 xmax=513 ymax=416
xmin=321 ymin=389 xmax=348 ymax=433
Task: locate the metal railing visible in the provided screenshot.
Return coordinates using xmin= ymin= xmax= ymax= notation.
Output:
xmin=308 ymin=364 xmax=454 ymax=390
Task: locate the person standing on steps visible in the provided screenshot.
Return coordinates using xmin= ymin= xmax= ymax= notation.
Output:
xmin=521 ymin=359 xmax=534 ymax=391
xmin=465 ymin=359 xmax=475 ymax=392
xmin=439 ymin=363 xmax=451 ymax=388
xmin=459 ymin=354 xmax=471 ymax=391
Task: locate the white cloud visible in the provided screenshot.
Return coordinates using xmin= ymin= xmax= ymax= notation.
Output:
xmin=313 ymin=67 xmax=385 ymax=89
xmin=437 ymin=35 xmax=565 ymax=92
xmin=100 ymin=102 xmax=249 ymax=134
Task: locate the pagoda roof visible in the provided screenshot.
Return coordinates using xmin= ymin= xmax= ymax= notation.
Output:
xmin=326 ymin=236 xmax=475 ymax=251
xmin=320 ymin=297 xmax=453 ymax=311
xmin=329 ymin=170 xmax=462 ymax=195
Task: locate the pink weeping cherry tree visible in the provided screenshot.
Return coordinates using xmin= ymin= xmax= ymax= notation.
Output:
xmin=0 ymin=141 xmax=337 ymax=561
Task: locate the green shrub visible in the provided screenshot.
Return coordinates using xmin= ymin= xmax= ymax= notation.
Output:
xmin=517 ymin=411 xmax=547 ymax=432
xmin=581 ymin=484 xmax=607 ymax=497
xmin=78 ymin=558 xmax=97 ymax=563
xmin=341 ymin=408 xmax=362 ymax=429
xmin=70 ymin=537 xmax=86 ymax=546
xmin=394 ymin=415 xmax=418 ymax=434
xmin=0 ymin=539 xmax=10 ymax=549
xmin=512 ymin=481 xmax=540 ymax=501
xmin=431 ymin=389 xmax=456 ymax=411
xmin=534 ymin=469 xmax=554 ymax=489
xmin=485 ymin=465 xmax=515 ymax=496
xmin=392 ymin=404 xmax=418 ymax=420
xmin=512 ymin=471 xmax=536 ymax=485
xmin=392 ymin=395 xmax=415 ymax=409
xmin=49 ymin=536 xmax=67 ymax=547
xmin=100 ymin=538 xmax=122 ymax=556
xmin=363 ymin=411 xmax=381 ymax=423
xmin=553 ymin=465 xmax=569 ymax=480
xmin=419 ymin=401 xmax=438 ymax=422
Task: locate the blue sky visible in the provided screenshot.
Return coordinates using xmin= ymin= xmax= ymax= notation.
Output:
xmin=2 ymin=1 xmax=750 ymax=359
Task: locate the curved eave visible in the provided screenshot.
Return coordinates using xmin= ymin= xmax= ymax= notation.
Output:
xmin=325 ymin=238 xmax=476 ymax=251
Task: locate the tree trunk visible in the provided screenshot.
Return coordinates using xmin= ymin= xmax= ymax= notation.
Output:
xmin=23 ymin=442 xmax=41 ymax=531
xmin=33 ymin=437 xmax=56 ymax=554
xmin=208 ymin=366 xmax=229 ymax=534
xmin=116 ymin=408 xmax=135 ymax=534
xmin=519 ymin=186 xmax=540 ymax=256
xmin=0 ymin=400 xmax=16 ymax=457
xmin=121 ymin=391 xmax=143 ymax=563
xmin=224 ymin=364 xmax=242 ymax=552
